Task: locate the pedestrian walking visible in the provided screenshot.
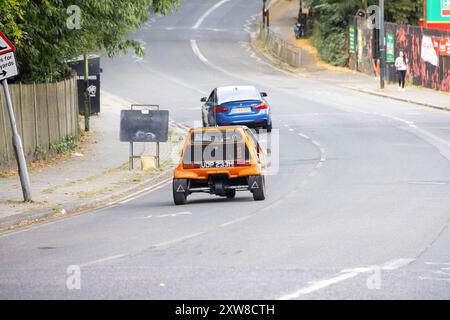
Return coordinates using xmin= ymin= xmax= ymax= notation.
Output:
xmin=395 ymin=51 xmax=408 ymax=92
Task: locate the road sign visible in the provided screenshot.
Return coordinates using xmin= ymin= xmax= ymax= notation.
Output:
xmin=349 ymin=26 xmax=356 ymax=54
xmin=120 ymin=110 xmax=169 ymax=143
xmin=0 ymin=31 xmax=16 ymax=55
xmin=386 ymin=33 xmax=395 ymax=63
xmin=0 ymin=52 xmax=19 ymax=81
xmin=0 ymin=31 xmax=30 ymax=201
xmin=425 ymin=0 xmax=450 ymax=30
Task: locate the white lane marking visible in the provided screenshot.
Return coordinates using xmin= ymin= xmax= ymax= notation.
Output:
xmin=284 ymin=124 xmax=289 ymax=128
xmin=298 ymin=133 xmax=310 ymax=139
xmin=219 ymin=215 xmax=252 ymax=228
xmin=119 ymin=179 xmax=172 ymax=204
xmin=163 ymin=27 xmax=226 ymax=32
xmin=425 ymin=262 xmax=450 ymax=265
xmin=278 ymin=258 xmax=415 ymax=300
xmin=152 ymin=232 xmax=205 ymax=248
xmin=262 ymin=199 xmax=284 ymax=212
xmin=381 ymin=258 xmax=415 ymax=270
xmin=80 ymin=254 xmax=125 ymax=267
xmin=0 ymin=176 xmax=177 ymax=239
xmin=193 ymin=0 xmax=231 ymax=29
xmin=278 ymin=272 xmax=360 ymax=300
xmin=377 ymin=112 xmax=450 ymax=162
xmin=419 ymin=277 xmax=450 ymax=282
xmin=380 ymin=113 xmax=415 ymax=127
xmin=190 ymin=40 xmax=210 ymax=64
xmin=156 ymin=212 xmax=192 ymax=218
xmin=289 ymin=129 xmax=294 ymax=132
xmin=242 ymin=14 xmax=257 ymax=34
xmin=409 ymin=181 xmax=446 ymax=186
xmin=433 ymin=270 xmax=450 ymax=276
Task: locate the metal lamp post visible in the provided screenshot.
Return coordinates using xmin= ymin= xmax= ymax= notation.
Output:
xmin=379 ymin=0 xmax=386 ymax=89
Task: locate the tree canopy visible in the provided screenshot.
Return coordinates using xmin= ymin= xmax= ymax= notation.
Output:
xmin=0 ymin=0 xmax=179 ymax=83
xmin=304 ymin=0 xmax=423 ymax=66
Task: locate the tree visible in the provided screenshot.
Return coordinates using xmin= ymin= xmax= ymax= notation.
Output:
xmin=0 ymin=0 xmax=180 ymax=83
xmin=303 ymin=0 xmax=422 ymax=66
xmin=0 ymin=0 xmax=28 ymax=45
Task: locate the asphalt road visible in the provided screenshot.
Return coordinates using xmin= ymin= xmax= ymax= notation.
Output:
xmin=1 ymin=0 xmax=450 ymax=299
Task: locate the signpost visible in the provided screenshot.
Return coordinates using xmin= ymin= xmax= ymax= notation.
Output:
xmin=379 ymin=0 xmax=386 ymax=89
xmin=0 ymin=31 xmax=32 ymax=202
xmin=349 ymin=26 xmax=356 ymax=54
xmin=386 ymin=33 xmax=395 ymax=63
xmin=120 ymin=105 xmax=169 ymax=170
xmin=424 ymin=0 xmax=450 ymax=30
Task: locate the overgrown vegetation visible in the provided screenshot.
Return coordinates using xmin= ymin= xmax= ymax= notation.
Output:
xmin=0 ymin=0 xmax=180 ymax=83
xmin=304 ymin=0 xmax=423 ymax=66
xmin=50 ymin=135 xmax=77 ymax=154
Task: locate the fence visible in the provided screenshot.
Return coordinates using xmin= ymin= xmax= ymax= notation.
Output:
xmin=259 ymin=25 xmax=305 ymax=68
xmin=349 ymin=17 xmax=450 ymax=92
xmin=0 ymin=76 xmax=79 ymax=170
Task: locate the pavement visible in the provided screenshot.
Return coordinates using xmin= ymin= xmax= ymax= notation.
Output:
xmin=264 ymin=0 xmax=450 ymax=111
xmin=0 ymin=91 xmax=187 ymax=230
xmin=0 ymin=0 xmax=450 ymax=300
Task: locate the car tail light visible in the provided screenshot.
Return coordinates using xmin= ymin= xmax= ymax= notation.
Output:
xmin=235 ymin=160 xmax=252 ymax=167
xmin=183 ymin=163 xmax=201 ymax=169
xmin=253 ymin=102 xmax=268 ymax=110
xmin=215 ymin=106 xmax=228 ymax=113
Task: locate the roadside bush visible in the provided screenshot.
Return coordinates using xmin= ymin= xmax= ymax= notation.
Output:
xmin=304 ymin=0 xmax=423 ymax=67
xmin=310 ymin=28 xmax=348 ymax=67
xmin=50 ymin=135 xmax=77 ymax=154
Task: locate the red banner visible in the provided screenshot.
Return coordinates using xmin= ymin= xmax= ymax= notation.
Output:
xmin=439 ymin=38 xmax=450 ymax=56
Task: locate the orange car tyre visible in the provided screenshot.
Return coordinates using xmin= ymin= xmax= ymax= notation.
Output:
xmin=173 ymin=179 xmax=188 ymax=205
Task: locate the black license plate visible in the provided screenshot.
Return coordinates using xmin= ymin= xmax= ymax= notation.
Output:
xmin=201 ymin=161 xmax=234 ymax=169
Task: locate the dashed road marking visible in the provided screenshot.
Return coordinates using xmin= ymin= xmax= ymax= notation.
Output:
xmin=278 ymin=258 xmax=415 ymax=299
xmin=298 ymin=133 xmax=310 ymax=139
xmin=219 ymin=215 xmax=252 ymax=228
xmin=80 ymin=254 xmax=125 ymax=267
xmin=156 ymin=212 xmax=192 ymax=218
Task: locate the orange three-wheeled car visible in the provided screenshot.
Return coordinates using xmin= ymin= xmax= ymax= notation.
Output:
xmin=173 ymin=126 xmax=266 ymax=205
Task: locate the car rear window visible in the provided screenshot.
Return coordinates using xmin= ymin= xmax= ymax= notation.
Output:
xmin=183 ymin=143 xmax=250 ymax=163
xmin=217 ymin=86 xmax=260 ymax=104
xmin=191 ymin=130 xmax=244 ymax=144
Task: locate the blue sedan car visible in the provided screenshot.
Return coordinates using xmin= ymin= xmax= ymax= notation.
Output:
xmin=201 ymin=86 xmax=272 ymax=132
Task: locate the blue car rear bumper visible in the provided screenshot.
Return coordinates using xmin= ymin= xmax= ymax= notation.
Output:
xmin=216 ymin=111 xmax=271 ymax=127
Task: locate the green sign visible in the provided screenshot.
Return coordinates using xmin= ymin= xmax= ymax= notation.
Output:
xmin=349 ymin=26 xmax=355 ymax=53
xmin=427 ymin=0 xmax=450 ymax=23
xmin=386 ymin=33 xmax=395 ymax=63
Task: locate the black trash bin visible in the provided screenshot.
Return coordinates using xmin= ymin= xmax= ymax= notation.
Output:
xmin=68 ymin=55 xmax=102 ymax=115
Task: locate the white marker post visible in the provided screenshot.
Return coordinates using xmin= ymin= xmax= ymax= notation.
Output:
xmin=0 ymin=31 xmax=32 ymax=202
